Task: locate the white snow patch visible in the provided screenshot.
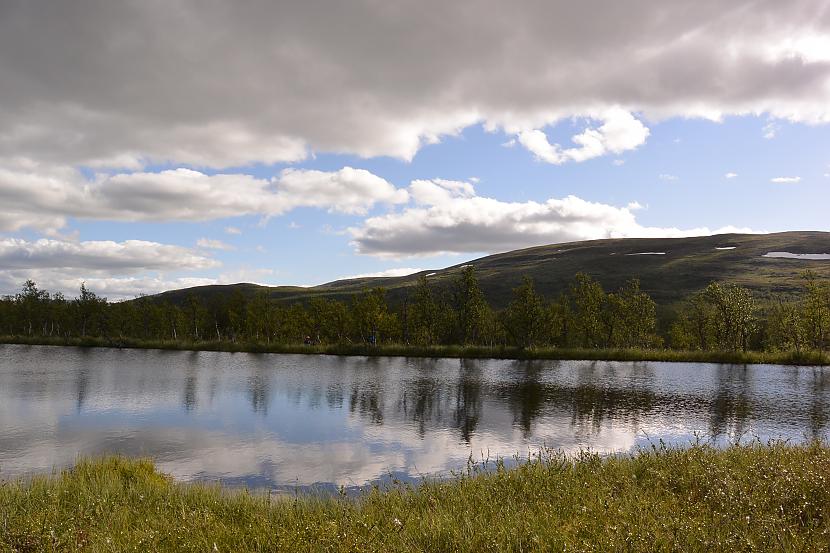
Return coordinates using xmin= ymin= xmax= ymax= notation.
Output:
xmin=715 ymin=246 xmax=737 ymax=250
xmin=763 ymin=252 xmax=830 ymax=260
xmin=625 ymin=252 xmax=666 ymax=256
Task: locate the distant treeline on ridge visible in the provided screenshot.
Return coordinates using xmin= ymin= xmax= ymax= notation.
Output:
xmin=0 ymin=267 xmax=828 ymax=353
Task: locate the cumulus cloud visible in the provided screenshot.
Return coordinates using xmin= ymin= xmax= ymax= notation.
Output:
xmin=349 ymin=180 xmax=756 ymax=257
xmin=0 ymin=238 xmax=223 ymax=298
xmin=275 ymin=167 xmax=408 ymax=215
xmin=0 ymin=166 xmax=406 ymax=233
xmin=224 ymin=226 xmax=242 ymax=235
xmin=0 ymin=273 xmax=218 ymax=301
xmin=341 ymin=268 xmax=423 ymax=280
xmin=517 ymin=109 xmax=650 ymax=164
xmin=1 ymin=0 xmax=829 ymax=170
xmin=724 ymin=172 xmax=739 ymax=179
xmin=771 ymin=176 xmax=802 ymax=183
xmin=0 ymin=238 xmax=217 ymax=271
xmin=0 ymin=239 xmax=284 ymax=298
xmin=410 ymin=179 xmax=475 ymax=206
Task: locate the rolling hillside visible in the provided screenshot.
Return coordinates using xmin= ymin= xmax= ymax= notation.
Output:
xmin=152 ymin=231 xmax=830 ymax=309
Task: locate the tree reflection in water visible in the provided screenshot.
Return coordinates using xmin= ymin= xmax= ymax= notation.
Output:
xmin=709 ymin=364 xmax=752 ymax=440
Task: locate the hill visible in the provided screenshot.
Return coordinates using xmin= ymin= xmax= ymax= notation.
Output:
xmin=152 ymin=231 xmax=830 ymax=309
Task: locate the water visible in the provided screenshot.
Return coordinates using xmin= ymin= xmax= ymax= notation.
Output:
xmin=0 ymin=344 xmax=827 ymax=492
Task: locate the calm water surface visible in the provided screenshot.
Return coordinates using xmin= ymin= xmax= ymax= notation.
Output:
xmin=0 ymin=344 xmax=827 ymax=491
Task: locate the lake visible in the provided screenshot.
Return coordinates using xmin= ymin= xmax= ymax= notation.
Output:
xmin=0 ymin=344 xmax=827 ymax=492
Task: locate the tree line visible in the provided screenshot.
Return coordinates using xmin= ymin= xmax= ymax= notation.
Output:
xmin=1 ymin=267 xmax=828 ymax=353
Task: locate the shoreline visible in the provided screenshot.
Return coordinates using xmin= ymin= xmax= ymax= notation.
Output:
xmin=2 ymin=443 xmax=828 ymax=551
xmin=2 ymin=335 xmax=828 ymax=366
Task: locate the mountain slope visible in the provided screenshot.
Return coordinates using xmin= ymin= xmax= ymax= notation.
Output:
xmin=153 ymin=231 xmax=830 ymax=308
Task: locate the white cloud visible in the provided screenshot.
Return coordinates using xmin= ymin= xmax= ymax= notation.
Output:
xmin=762 ymin=121 xmax=779 ymax=139
xmin=517 ymin=108 xmax=650 ymax=164
xmin=350 ymin=181 xmax=757 ymax=257
xmin=410 ymin=179 xmax=475 ymax=206
xmin=612 ymin=159 xmax=626 ymax=166
xmin=197 ymin=238 xmax=235 ymax=251
xmin=341 ymin=268 xmax=423 ymax=279
xmin=224 ymin=226 xmax=242 ymax=235
xmin=275 ymin=167 xmax=408 ymax=215
xmin=0 ymin=238 xmax=223 ymax=298
xmin=659 ymin=174 xmax=679 ymax=181
xmin=724 ymin=172 xmax=738 ymax=179
xmin=0 ymin=166 xmax=407 ymax=233
xmin=1 ymin=1 xmax=829 ymax=171
xmin=216 ymin=268 xmax=275 ymax=286
xmin=0 ymin=274 xmax=218 ymax=300
xmin=0 ymin=238 xmax=217 ymax=272
xmin=771 ymin=176 xmax=801 ymax=183
xmin=0 ymin=238 xmax=287 ymax=298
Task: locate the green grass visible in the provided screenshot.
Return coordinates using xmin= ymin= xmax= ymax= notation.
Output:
xmin=2 ymin=335 xmax=829 ymax=365
xmin=2 ymin=443 xmax=829 ymax=551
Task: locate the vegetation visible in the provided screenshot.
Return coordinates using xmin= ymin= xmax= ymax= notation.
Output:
xmin=153 ymin=231 xmax=830 ymax=309
xmin=1 ymin=263 xmax=828 ymax=364
xmin=1 ymin=443 xmax=829 ymax=552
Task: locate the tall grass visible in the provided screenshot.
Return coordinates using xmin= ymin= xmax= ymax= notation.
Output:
xmin=1 ymin=443 xmax=829 ymax=551
xmin=1 ymin=334 xmax=828 ymax=365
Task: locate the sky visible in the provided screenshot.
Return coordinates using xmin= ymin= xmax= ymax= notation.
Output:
xmin=0 ymin=0 xmax=828 ymax=299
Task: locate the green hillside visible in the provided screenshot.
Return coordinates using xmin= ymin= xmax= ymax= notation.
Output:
xmin=153 ymin=231 xmax=830 ymax=308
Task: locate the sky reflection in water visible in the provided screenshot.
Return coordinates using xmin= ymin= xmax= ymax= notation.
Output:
xmin=0 ymin=345 xmax=827 ymax=491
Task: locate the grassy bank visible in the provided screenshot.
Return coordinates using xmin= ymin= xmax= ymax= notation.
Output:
xmin=1 ymin=334 xmax=829 ymax=365
xmin=1 ymin=443 xmax=829 ymax=551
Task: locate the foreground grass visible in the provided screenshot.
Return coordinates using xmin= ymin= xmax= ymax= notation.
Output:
xmin=1 ymin=444 xmax=829 ymax=552
xmin=1 ymin=335 xmax=829 ymax=365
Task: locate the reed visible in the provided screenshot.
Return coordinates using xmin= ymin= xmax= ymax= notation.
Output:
xmin=2 ymin=335 xmax=828 ymax=365
xmin=1 ymin=442 xmax=828 ymax=551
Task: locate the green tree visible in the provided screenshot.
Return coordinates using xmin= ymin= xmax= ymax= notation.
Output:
xmin=246 ymin=291 xmax=271 ymax=342
xmin=352 ymin=288 xmax=394 ymax=345
xmin=766 ymin=299 xmax=806 ymax=353
xmin=74 ymin=282 xmax=106 ymax=337
xmin=452 ymin=267 xmax=488 ymax=345
xmin=568 ymin=273 xmax=605 ymax=348
xmin=409 ymin=276 xmax=441 ymax=345
xmin=16 ymin=280 xmax=47 ymax=336
xmin=504 ymin=276 xmax=546 ymax=348
xmin=705 ymin=282 xmax=756 ymax=352
xmin=185 ymin=293 xmax=210 ymax=341
xmin=802 ymin=270 xmax=830 ymax=350
xmin=614 ymin=279 xmax=658 ymax=348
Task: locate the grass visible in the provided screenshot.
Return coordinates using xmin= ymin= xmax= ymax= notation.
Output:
xmin=1 ymin=334 xmax=829 ymax=365
xmin=1 ymin=443 xmax=829 ymax=551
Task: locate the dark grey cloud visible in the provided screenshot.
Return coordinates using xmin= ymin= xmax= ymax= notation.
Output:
xmin=1 ymin=0 xmax=829 ymax=168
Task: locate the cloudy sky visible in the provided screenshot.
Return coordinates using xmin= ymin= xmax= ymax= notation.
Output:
xmin=1 ymin=0 xmax=828 ymax=298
